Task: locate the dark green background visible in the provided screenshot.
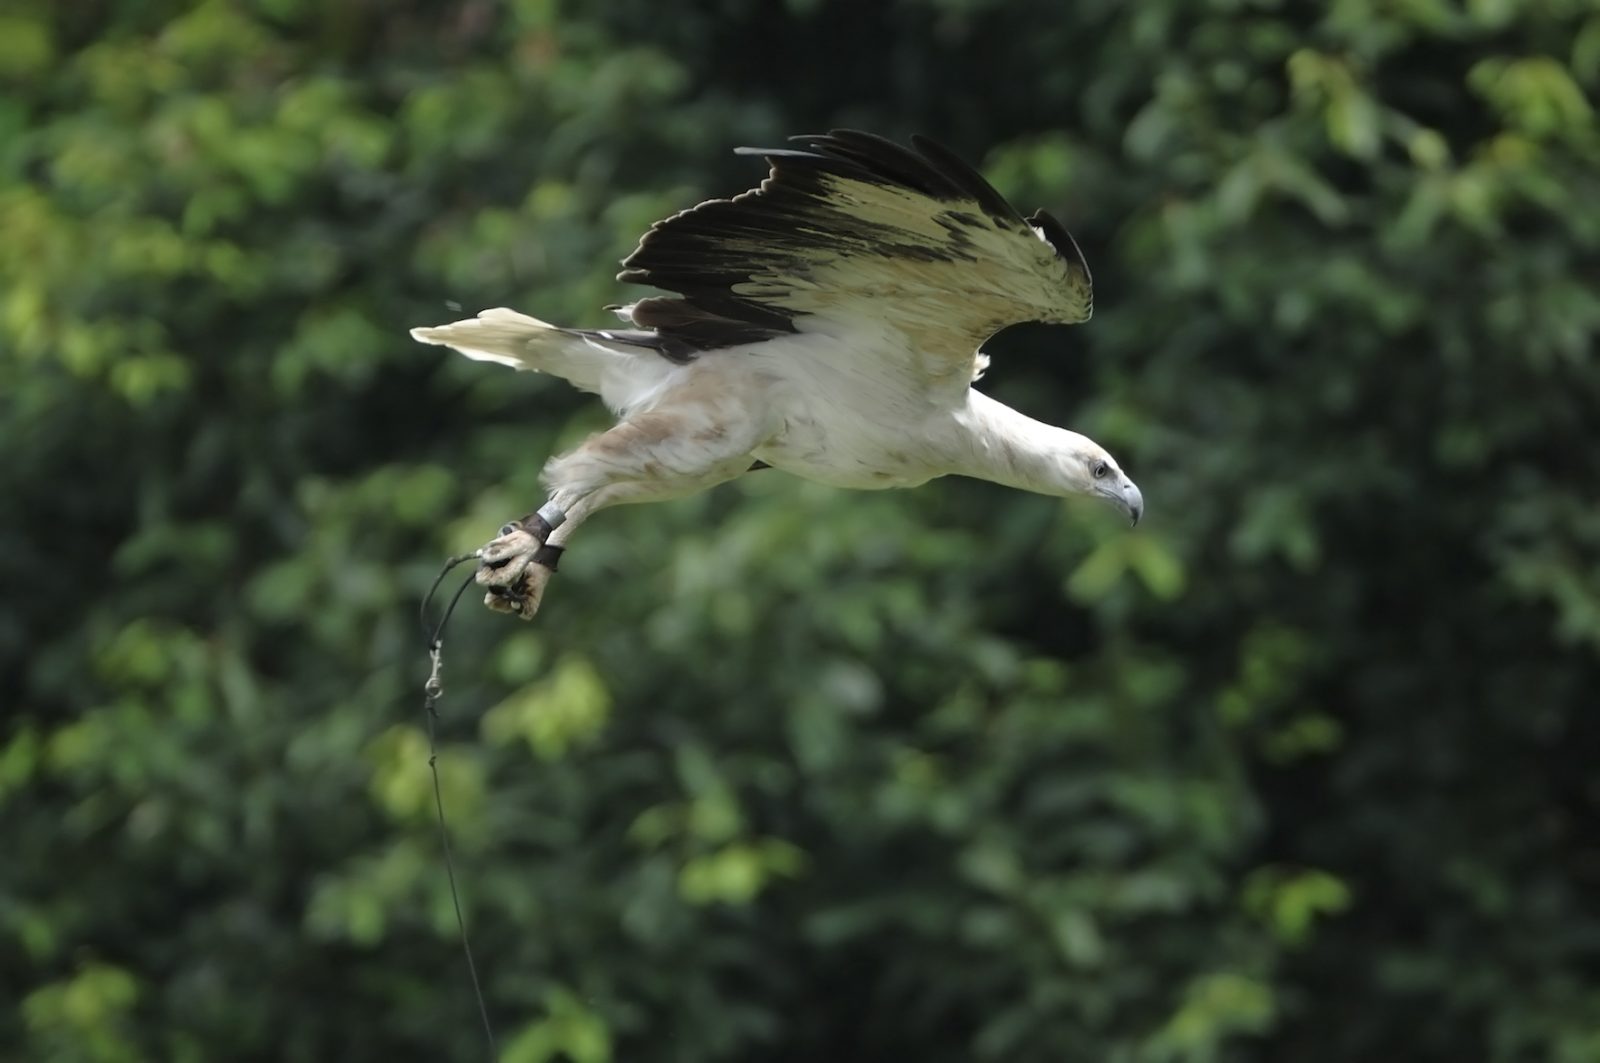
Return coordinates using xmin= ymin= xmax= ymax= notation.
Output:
xmin=4 ymin=1 xmax=1598 ymax=1060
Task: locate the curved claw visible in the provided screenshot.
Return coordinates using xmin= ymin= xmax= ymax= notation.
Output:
xmin=482 ymin=566 xmax=552 ymax=621
xmin=483 ymin=587 xmax=529 ymax=617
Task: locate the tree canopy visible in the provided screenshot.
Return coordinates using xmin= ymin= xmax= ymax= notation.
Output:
xmin=3 ymin=1 xmax=1598 ymax=1060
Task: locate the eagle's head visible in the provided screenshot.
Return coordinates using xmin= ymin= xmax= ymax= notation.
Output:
xmin=1068 ymin=443 xmax=1143 ymax=527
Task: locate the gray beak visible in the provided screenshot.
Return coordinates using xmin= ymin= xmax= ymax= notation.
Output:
xmin=1123 ymin=480 xmax=1144 ymax=527
xmin=1092 ymin=474 xmax=1144 ymax=527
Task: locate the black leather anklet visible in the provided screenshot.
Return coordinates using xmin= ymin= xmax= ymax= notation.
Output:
xmin=501 ymin=513 xmax=554 ymax=540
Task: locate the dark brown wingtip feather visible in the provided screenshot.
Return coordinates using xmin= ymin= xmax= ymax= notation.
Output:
xmin=625 ymin=296 xmax=785 ymax=359
xmin=909 ymin=135 xmax=1026 ymax=225
xmin=1026 ymin=209 xmax=1093 ymax=287
xmin=738 ymin=132 xmax=1024 ymax=225
xmin=812 ymin=130 xmax=968 ymax=200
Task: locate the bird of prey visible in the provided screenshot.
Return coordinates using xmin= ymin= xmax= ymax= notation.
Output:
xmin=412 ymin=130 xmax=1142 ymax=619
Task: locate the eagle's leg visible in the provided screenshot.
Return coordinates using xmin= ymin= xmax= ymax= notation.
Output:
xmin=476 ymin=488 xmax=608 ymax=619
xmin=475 ymin=398 xmax=767 ymax=619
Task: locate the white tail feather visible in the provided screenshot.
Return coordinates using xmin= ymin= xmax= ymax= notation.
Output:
xmin=409 ymin=307 xmax=562 ymax=371
xmin=410 ymin=306 xmax=682 ymax=410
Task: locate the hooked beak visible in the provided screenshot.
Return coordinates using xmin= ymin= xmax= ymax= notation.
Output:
xmin=1096 ymin=477 xmax=1143 ymax=526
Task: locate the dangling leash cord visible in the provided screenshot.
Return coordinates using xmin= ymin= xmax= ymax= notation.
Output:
xmin=419 ymin=552 xmax=499 ymax=1061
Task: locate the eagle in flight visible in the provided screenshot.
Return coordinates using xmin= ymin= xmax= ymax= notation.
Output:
xmin=412 ymin=130 xmax=1142 ymax=619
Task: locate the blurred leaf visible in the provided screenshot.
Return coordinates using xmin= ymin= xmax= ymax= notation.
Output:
xmin=481 ymin=655 xmax=613 ymax=761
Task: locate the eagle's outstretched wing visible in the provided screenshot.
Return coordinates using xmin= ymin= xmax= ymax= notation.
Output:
xmin=613 ymin=130 xmax=1093 ymax=388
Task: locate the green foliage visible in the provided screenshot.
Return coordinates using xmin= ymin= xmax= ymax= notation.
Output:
xmin=3 ymin=0 xmax=1597 ymax=1060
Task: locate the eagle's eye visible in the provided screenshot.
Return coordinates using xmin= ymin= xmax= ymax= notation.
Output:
xmin=1091 ymin=460 xmax=1110 ymax=480
xmin=500 ymin=523 xmax=518 ymax=536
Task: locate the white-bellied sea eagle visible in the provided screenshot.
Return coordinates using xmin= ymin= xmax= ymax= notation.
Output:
xmin=412 ymin=130 xmax=1142 ymax=619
